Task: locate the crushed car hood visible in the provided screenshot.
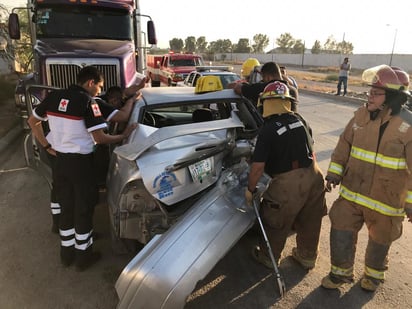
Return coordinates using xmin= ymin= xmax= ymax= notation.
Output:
xmin=115 ymin=161 xmax=270 ymax=308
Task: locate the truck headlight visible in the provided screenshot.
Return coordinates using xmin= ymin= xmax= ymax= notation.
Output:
xmin=172 ymin=73 xmax=184 ymax=81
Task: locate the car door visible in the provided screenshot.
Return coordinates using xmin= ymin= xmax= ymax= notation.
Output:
xmin=24 ymin=85 xmax=60 ymax=186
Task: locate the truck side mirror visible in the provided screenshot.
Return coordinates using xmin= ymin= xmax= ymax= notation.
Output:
xmin=147 ymin=20 xmax=157 ymax=45
xmin=8 ymin=13 xmax=21 ymax=40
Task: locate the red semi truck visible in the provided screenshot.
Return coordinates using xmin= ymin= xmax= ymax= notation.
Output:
xmin=8 ymin=0 xmax=156 ymax=128
xmin=146 ymin=52 xmax=204 ymax=87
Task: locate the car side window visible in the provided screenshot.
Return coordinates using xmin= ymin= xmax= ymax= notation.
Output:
xmin=193 ymin=74 xmax=200 ymax=87
xmin=186 ymin=73 xmax=195 ymax=85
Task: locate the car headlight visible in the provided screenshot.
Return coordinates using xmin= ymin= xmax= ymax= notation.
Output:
xmin=172 ymin=73 xmax=184 ymax=81
xmin=15 ymin=94 xmax=42 ymax=109
xmin=15 ymin=94 xmax=25 ymax=108
xmin=31 ymin=95 xmax=42 ymax=107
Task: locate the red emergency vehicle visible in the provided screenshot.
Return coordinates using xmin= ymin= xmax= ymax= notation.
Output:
xmin=147 ymin=52 xmax=204 ymax=87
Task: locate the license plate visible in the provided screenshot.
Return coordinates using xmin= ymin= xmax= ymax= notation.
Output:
xmin=189 ymin=157 xmax=213 ymax=183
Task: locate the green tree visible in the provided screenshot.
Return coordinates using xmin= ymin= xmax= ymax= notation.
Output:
xmin=196 ymin=36 xmax=208 ymax=53
xmin=311 ymin=40 xmax=322 ymax=54
xmin=323 ymin=35 xmax=338 ymax=54
xmin=220 ymin=39 xmax=232 ymax=53
xmin=207 ymin=39 xmax=233 ymax=61
xmin=276 ymin=33 xmax=295 ymax=53
xmin=2 ymin=8 xmax=33 ymax=73
xmin=337 ymin=40 xmax=354 ymax=55
xmin=233 ymin=38 xmax=251 ymax=53
xmin=251 ymin=34 xmax=269 ymax=53
xmin=169 ymin=38 xmax=184 ymax=52
xmin=207 ymin=39 xmax=231 ymax=53
xmin=184 ymin=36 xmax=196 ymax=53
xmin=291 ymin=39 xmax=305 ymax=54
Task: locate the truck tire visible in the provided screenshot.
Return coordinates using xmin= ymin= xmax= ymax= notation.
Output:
xmin=151 ymin=80 xmax=161 ymax=87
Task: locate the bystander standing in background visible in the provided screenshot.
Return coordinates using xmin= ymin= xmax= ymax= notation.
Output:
xmin=280 ymin=65 xmax=298 ymax=89
xmin=336 ymin=57 xmax=351 ymax=96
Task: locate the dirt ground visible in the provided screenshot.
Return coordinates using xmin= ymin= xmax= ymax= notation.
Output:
xmin=0 ymin=98 xmax=19 ymax=137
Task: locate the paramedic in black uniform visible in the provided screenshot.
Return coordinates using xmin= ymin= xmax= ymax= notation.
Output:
xmin=27 ymin=66 xmax=137 ymax=271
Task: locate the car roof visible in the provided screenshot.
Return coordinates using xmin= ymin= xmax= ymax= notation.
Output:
xmin=140 ymin=87 xmax=241 ymax=106
xmin=198 ymin=71 xmax=239 ymax=76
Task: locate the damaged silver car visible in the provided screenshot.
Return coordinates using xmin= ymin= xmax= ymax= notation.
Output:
xmin=108 ymin=80 xmax=270 ymax=308
xmin=108 ymin=82 xmax=263 ymax=247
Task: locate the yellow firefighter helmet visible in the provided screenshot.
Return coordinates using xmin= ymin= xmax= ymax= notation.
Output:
xmin=241 ymin=58 xmax=261 ymax=79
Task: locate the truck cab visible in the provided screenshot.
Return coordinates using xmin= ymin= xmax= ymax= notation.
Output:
xmin=8 ymin=0 xmax=156 ymax=129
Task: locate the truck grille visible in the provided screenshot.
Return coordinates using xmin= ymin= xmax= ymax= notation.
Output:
xmin=46 ymin=60 xmax=120 ymax=93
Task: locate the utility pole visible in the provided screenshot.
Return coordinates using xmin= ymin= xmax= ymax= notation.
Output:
xmin=389 ymin=28 xmax=397 ymax=66
xmin=340 ymin=32 xmax=345 ymax=63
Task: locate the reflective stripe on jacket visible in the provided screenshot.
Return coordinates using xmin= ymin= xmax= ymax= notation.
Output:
xmin=327 ymin=106 xmax=412 ymax=216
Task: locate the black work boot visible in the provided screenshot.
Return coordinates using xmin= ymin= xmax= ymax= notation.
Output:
xmin=60 ymin=250 xmax=75 ymax=267
xmin=75 ymin=251 xmax=102 ymax=272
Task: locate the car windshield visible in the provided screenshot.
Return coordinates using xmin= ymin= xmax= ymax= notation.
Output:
xmin=140 ymin=98 xmax=261 ymax=135
xmin=169 ymin=58 xmax=203 ymax=67
xmin=142 ymin=101 xmax=233 ymax=128
xmin=35 ymin=5 xmax=132 ymax=40
xmin=219 ymin=75 xmax=241 ymax=88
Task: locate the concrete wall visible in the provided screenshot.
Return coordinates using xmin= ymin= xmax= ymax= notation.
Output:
xmin=214 ymin=53 xmax=412 ymax=72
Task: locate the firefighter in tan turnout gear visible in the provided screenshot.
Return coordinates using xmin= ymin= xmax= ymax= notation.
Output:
xmin=322 ymin=65 xmax=412 ymax=292
xmin=245 ymin=81 xmax=326 ymax=270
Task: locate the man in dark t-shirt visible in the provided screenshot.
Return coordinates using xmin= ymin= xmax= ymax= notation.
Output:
xmin=229 ymin=62 xmax=298 ymax=110
xmin=245 ymin=81 xmax=326 ymax=272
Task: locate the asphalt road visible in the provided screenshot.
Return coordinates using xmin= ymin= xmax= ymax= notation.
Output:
xmin=1 ymin=93 xmax=411 ymax=309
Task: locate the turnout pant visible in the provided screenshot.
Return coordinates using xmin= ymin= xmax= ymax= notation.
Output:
xmin=328 ymin=197 xmax=404 ymax=281
xmin=259 ymin=162 xmax=327 ymax=262
xmin=55 ymin=152 xmax=98 ymax=265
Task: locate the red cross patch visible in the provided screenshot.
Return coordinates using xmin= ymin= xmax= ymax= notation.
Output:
xmin=91 ymin=102 xmax=102 ymax=117
xmin=58 ymin=98 xmax=69 ymax=112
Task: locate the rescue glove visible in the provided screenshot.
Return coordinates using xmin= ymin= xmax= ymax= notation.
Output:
xmin=245 ymin=187 xmax=257 ymax=207
xmin=325 ymin=174 xmax=341 ymax=192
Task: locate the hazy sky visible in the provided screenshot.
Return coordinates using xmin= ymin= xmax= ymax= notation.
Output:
xmin=1 ymin=0 xmax=411 ymax=54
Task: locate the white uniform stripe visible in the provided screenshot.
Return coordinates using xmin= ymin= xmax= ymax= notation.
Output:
xmin=51 ymin=208 xmax=61 ymax=215
xmin=76 ymin=230 xmax=93 ymax=241
xmin=51 ymin=202 xmax=61 ymax=214
xmin=61 ymin=239 xmax=75 ymax=247
xmin=277 ymin=127 xmax=287 ymax=135
xmin=87 ymin=123 xmax=108 ymax=133
xmin=289 ymin=121 xmax=303 ymax=129
xmin=60 ymin=228 xmax=75 ymax=237
xmin=75 ymin=238 xmax=93 ymax=251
